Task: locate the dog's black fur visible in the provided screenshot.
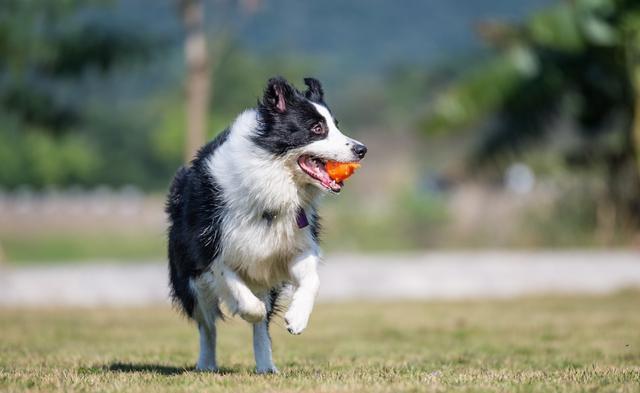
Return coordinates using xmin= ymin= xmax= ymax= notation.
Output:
xmin=253 ymin=77 xmax=334 ymax=155
xmin=166 ymin=128 xmax=230 ymax=317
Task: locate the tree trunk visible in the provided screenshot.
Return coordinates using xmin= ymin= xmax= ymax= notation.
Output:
xmin=180 ymin=0 xmax=210 ymax=162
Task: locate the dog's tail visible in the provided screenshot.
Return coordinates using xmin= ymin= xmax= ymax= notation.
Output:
xmin=168 ymin=249 xmax=195 ymax=317
xmin=166 ymin=167 xmax=196 ymax=317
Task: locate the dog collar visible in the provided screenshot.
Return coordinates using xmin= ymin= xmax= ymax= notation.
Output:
xmin=296 ymin=207 xmax=309 ymax=229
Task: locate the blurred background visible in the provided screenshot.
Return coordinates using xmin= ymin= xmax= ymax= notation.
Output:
xmin=1 ymin=0 xmax=640 ymax=266
xmin=3 ymin=4 xmax=640 ymax=390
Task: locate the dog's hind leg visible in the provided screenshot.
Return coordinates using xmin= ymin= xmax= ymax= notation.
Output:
xmin=253 ymin=292 xmax=278 ymax=374
xmin=191 ymin=276 xmax=220 ymax=371
xmin=195 ymin=321 xmax=218 ymax=371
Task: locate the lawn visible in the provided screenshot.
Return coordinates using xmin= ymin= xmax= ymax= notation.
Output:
xmin=0 ymin=233 xmax=165 ymax=264
xmin=1 ymin=292 xmax=639 ymax=392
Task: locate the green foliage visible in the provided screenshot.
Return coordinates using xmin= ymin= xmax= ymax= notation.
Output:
xmin=422 ymin=54 xmax=525 ymax=134
xmin=528 ymin=2 xmax=584 ymax=51
xmin=150 ymin=97 xmax=186 ymax=167
xmin=0 ymin=5 xmax=315 ymax=190
xmin=422 ymin=0 xmax=640 ymax=225
xmin=422 ymin=0 xmax=640 ymax=141
xmin=623 ymin=9 xmax=640 ymax=88
xmin=0 ymin=0 xmax=167 ymax=189
xmin=0 ymin=127 xmax=100 ymax=188
xmin=0 ymin=0 xmax=156 ymax=131
xmin=24 ymin=132 xmax=99 ymax=186
xmin=209 ymin=43 xmax=315 ymax=132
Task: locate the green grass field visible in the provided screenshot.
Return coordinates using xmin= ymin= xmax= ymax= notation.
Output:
xmin=0 ymin=233 xmax=165 ymax=264
xmin=1 ymin=292 xmax=639 ymax=392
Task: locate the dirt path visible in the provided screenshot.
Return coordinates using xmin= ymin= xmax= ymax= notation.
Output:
xmin=1 ymin=251 xmax=639 ymax=306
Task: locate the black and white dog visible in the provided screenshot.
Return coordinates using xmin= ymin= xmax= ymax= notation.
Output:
xmin=166 ymin=77 xmax=367 ymax=373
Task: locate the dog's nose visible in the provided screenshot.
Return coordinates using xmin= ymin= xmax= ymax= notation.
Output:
xmin=352 ymin=143 xmax=367 ymax=159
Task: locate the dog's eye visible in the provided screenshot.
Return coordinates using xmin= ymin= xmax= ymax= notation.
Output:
xmin=311 ymin=123 xmax=325 ymax=135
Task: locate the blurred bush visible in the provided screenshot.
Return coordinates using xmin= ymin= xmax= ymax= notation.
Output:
xmin=0 ymin=0 xmax=164 ymax=188
xmin=0 ymin=1 xmax=314 ymax=190
xmin=2 ymin=0 xmax=639 ymax=258
xmin=422 ymin=0 xmax=640 ymax=230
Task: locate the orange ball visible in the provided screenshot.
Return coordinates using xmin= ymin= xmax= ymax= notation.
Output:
xmin=325 ymin=161 xmax=361 ymax=182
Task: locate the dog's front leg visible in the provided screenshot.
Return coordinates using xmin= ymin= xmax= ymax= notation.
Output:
xmin=284 ymin=252 xmax=320 ymax=335
xmin=215 ymin=263 xmax=266 ymax=323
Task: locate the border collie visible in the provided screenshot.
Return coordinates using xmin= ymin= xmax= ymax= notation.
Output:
xmin=166 ymin=77 xmax=367 ymax=373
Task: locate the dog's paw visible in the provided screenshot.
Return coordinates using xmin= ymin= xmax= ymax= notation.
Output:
xmin=284 ymin=306 xmax=310 ymax=335
xmin=256 ymin=365 xmax=279 ymax=374
xmin=238 ymin=298 xmax=267 ymax=323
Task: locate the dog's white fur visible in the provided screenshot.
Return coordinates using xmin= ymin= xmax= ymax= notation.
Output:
xmin=189 ymin=104 xmax=360 ymax=373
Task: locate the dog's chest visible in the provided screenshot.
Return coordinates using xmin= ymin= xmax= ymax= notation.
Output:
xmin=221 ymin=208 xmax=314 ymax=286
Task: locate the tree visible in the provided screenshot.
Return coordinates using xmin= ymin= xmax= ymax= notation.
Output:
xmin=177 ymin=0 xmax=262 ymax=162
xmin=179 ymin=0 xmax=210 ymax=162
xmin=0 ymin=0 xmax=154 ymax=134
xmin=0 ymin=0 xmax=160 ymax=188
xmin=423 ymin=0 xmax=640 ymax=227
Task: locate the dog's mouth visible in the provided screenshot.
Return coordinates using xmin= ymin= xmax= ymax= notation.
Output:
xmin=297 ymin=155 xmax=343 ymax=193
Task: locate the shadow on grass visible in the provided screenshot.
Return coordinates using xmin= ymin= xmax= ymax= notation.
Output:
xmin=106 ymin=363 xmax=190 ymax=375
xmin=99 ymin=362 xmax=237 ymax=375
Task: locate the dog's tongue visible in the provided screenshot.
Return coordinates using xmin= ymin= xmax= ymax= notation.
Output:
xmin=299 ymin=157 xmax=342 ymax=192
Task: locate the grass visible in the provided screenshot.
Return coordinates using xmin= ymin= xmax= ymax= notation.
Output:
xmin=0 ymin=233 xmax=165 ymax=264
xmin=1 ymin=292 xmax=639 ymax=392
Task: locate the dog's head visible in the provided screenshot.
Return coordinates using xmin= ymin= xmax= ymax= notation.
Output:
xmin=254 ymin=77 xmax=367 ymax=193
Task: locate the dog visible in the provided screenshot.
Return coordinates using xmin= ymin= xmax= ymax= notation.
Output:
xmin=166 ymin=76 xmax=367 ymax=373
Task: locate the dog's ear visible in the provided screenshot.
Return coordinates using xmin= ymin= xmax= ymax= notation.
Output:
xmin=303 ymin=77 xmax=324 ymax=102
xmin=264 ymin=77 xmax=296 ymax=113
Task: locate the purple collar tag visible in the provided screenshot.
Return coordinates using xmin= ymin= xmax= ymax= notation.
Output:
xmin=296 ymin=207 xmax=309 ymax=229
